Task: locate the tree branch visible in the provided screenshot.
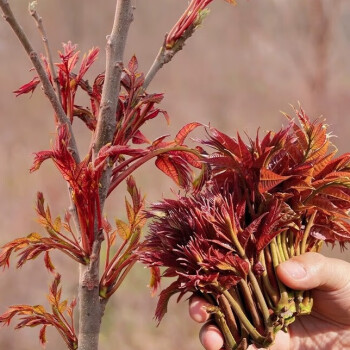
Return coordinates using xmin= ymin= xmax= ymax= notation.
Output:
xmin=143 ymin=26 xmax=196 ymax=91
xmin=93 ymin=0 xmax=134 ymax=155
xmin=0 ymin=0 xmax=80 ymax=163
xmin=29 ymin=1 xmax=62 ymax=106
xmin=28 ymin=1 xmax=82 ymax=241
xmin=93 ymin=0 xmax=133 ymax=210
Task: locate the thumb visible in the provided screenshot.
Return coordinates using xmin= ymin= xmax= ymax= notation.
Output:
xmin=276 ymin=252 xmax=350 ymax=292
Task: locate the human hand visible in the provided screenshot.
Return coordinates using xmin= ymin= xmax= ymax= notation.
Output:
xmin=189 ymin=252 xmax=350 ymax=350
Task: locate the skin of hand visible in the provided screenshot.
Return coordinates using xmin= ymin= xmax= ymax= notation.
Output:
xmin=188 ymin=252 xmax=350 ymax=350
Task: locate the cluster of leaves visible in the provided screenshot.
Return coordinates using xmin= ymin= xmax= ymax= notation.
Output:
xmin=99 ymin=176 xmax=147 ymax=299
xmin=107 ymin=57 xmax=204 ymax=193
xmin=2 ymin=43 xmax=203 ymax=263
xmin=139 ymin=107 xmax=350 ymax=326
xmin=0 ymin=274 xmax=77 ymax=349
xmin=0 ymin=41 xmax=205 ymax=345
xmin=202 ymin=107 xmax=350 ymax=248
xmin=0 ymin=191 xmax=87 ymax=270
xmin=14 ymin=42 xmax=99 ymax=126
xmin=140 ymin=187 xmax=252 ymax=322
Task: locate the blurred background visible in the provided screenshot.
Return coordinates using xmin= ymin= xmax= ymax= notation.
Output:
xmin=1 ymin=0 xmax=350 ymax=349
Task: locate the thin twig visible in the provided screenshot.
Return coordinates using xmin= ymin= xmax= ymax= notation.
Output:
xmin=143 ymin=25 xmax=196 ymax=91
xmin=29 ymin=1 xmax=62 ymax=105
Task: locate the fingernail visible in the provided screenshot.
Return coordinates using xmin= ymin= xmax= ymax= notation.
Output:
xmin=200 ymin=325 xmax=224 ymax=350
xmin=189 ymin=299 xmax=209 ymax=323
xmin=279 ymin=260 xmax=307 ymax=280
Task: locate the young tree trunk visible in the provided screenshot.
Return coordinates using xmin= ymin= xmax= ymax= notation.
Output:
xmin=77 ymin=1 xmax=133 ymax=349
xmin=78 ymin=263 xmax=102 ymax=350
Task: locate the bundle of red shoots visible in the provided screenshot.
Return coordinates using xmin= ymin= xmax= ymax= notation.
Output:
xmin=139 ymin=108 xmax=350 ymax=349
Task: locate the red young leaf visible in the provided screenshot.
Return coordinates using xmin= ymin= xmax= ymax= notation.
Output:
xmin=30 ymin=151 xmax=53 ymax=173
xmin=149 ymin=266 xmax=161 ymax=297
xmin=155 ymin=156 xmax=181 ymax=185
xmin=306 ymin=196 xmax=348 ymax=218
xmin=155 ymin=281 xmax=179 ymax=323
xmin=73 ymin=106 xmax=97 ymax=130
xmin=237 ymin=132 xmax=253 ymax=166
xmin=176 ymin=150 xmax=202 ymax=169
xmin=321 ymin=187 xmax=350 ymax=203
xmin=77 ymin=47 xmax=99 ymax=82
xmin=258 ymin=168 xmax=291 ymax=194
xmin=175 ymin=122 xmax=202 ymax=145
xmin=151 ymin=134 xmax=171 ymax=148
xmin=44 ymin=251 xmax=55 ymax=273
xmin=14 ymin=77 xmax=40 ymax=97
xmin=209 ymin=127 xmax=240 ymax=155
xmin=128 ymin=55 xmax=138 ymax=73
xmin=313 ymin=151 xmax=337 ymax=178
xmin=239 ymin=213 xmax=268 ymax=248
xmin=132 ymin=130 xmax=151 ymax=145
xmin=115 ymin=219 xmax=130 ymax=240
xmin=39 ymin=325 xmax=47 ymax=346
xmin=160 ymin=110 xmax=170 ymax=125
xmin=140 ymin=93 xmax=164 ymax=105
xmin=165 ymin=0 xmax=235 ymax=48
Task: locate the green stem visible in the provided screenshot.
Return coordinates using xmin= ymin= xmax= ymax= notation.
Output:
xmin=238 ymin=280 xmax=264 ymax=333
xmin=220 ymin=288 xmax=268 ymax=346
xmin=301 ymin=211 xmax=317 ymax=254
xmin=315 ymin=240 xmax=323 ymax=252
xmin=226 ymin=220 xmax=271 ymax=328
xmin=276 ymin=234 xmax=286 ymax=262
xmin=229 ymin=288 xmax=249 ymax=339
xmin=218 ymin=294 xmax=240 ymax=343
xmin=259 ymin=251 xmax=279 ymax=306
xmin=288 ymin=230 xmax=295 ymax=257
xmin=270 ymin=239 xmax=288 ymax=305
xmin=208 ymin=304 xmax=237 ymax=350
xmin=247 ymin=271 xmax=271 ymax=330
xmin=281 ymin=231 xmax=290 ymax=260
